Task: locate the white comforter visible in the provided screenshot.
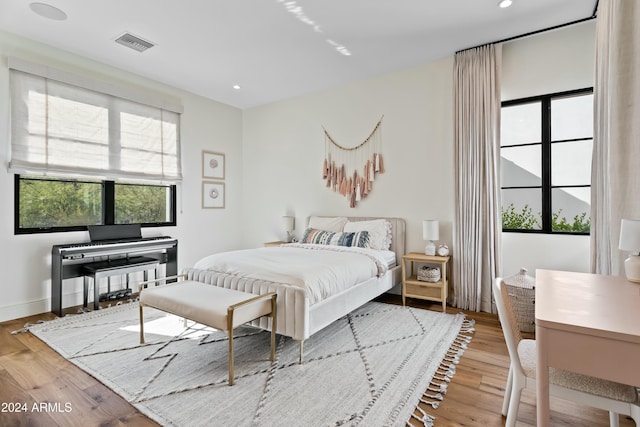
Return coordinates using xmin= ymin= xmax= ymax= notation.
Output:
xmin=193 ymin=243 xmax=390 ymax=305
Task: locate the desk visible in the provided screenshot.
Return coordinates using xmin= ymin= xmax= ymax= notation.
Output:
xmin=535 ymin=269 xmax=640 ymax=426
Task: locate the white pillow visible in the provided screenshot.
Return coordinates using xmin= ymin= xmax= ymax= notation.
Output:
xmin=307 ymin=216 xmax=348 ymax=232
xmin=343 ymin=219 xmax=392 ymax=250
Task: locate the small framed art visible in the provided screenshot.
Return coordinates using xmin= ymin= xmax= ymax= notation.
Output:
xmin=202 ymin=150 xmax=225 ymax=180
xmin=202 ymin=181 xmax=225 ymax=209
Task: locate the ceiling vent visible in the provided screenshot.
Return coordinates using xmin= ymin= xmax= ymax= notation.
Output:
xmin=115 ymin=33 xmax=154 ymax=53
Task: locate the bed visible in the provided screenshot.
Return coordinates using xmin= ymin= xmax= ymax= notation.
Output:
xmin=182 ymin=216 xmax=405 ymax=361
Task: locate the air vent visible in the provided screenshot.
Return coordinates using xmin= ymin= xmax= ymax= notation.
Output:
xmin=115 ymin=33 xmax=154 ymax=53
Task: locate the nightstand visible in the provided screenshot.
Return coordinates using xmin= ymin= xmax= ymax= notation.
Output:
xmin=264 ymin=241 xmax=287 ymax=247
xmin=401 ymin=252 xmax=450 ymax=312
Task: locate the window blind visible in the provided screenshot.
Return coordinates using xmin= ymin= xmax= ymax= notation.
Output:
xmin=9 ymin=64 xmax=182 ymax=183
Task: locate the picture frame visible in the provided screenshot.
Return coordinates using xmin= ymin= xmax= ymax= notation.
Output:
xmin=202 ymin=150 xmax=225 ymax=180
xmin=202 ymin=181 xmax=225 ymax=209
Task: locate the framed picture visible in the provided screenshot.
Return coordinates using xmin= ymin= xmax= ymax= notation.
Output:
xmin=202 ymin=181 xmax=225 ymax=209
xmin=202 ymin=150 xmax=225 ymax=180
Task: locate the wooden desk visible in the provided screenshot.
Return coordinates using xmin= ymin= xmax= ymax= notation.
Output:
xmin=535 ymin=269 xmax=640 ymax=426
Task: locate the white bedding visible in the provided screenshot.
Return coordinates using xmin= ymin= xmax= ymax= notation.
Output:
xmin=193 ymin=243 xmax=392 ymax=305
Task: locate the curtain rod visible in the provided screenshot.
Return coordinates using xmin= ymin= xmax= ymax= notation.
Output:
xmin=455 ymin=2 xmax=598 ymax=55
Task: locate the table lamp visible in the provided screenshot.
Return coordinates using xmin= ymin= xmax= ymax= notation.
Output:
xmin=618 ymin=219 xmax=640 ymax=283
xmin=282 ymin=215 xmax=295 ymax=243
xmin=422 ymin=220 xmax=439 ymax=256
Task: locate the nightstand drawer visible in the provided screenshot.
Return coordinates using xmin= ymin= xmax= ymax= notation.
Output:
xmin=405 ymin=283 xmax=443 ymax=300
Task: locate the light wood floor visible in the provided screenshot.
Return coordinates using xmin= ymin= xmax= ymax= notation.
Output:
xmin=0 ymin=296 xmax=635 ymax=427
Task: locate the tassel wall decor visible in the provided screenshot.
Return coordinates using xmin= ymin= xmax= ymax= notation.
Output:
xmin=322 ymin=116 xmax=385 ymax=208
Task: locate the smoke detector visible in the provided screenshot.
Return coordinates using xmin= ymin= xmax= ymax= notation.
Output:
xmin=115 ymin=33 xmax=154 ymax=53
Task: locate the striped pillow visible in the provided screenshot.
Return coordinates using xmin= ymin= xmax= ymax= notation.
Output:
xmin=300 ymin=228 xmax=370 ymax=248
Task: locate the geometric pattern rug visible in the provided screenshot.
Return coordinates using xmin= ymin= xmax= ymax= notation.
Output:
xmin=27 ymin=301 xmax=473 ymax=427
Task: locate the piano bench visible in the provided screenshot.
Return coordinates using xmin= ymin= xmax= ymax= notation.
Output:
xmin=138 ymin=276 xmax=277 ymax=386
xmin=82 ymin=256 xmax=160 ymax=310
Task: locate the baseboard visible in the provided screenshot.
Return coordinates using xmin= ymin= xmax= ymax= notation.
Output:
xmin=3 ymin=283 xmax=404 ymax=324
xmin=0 ymin=290 xmax=87 ymax=323
xmin=1 ymin=273 xmax=151 ymax=323
xmin=0 ymin=298 xmax=52 ymax=323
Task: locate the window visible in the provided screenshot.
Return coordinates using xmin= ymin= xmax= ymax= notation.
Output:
xmin=15 ymin=176 xmax=176 ymax=234
xmin=500 ymin=88 xmax=592 ymax=234
xmin=9 ymin=58 xmax=181 ymax=234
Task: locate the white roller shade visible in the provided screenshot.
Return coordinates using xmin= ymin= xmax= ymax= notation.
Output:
xmin=9 ymin=64 xmax=182 ymax=183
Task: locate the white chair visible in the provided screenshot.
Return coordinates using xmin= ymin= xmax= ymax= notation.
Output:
xmin=493 ymin=277 xmax=640 ymax=427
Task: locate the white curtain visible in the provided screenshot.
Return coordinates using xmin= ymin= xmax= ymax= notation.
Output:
xmin=591 ymin=0 xmax=640 ymax=275
xmin=452 ymin=44 xmax=502 ymax=312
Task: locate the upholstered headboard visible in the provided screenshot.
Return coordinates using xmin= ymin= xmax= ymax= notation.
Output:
xmin=306 ymin=216 xmax=406 ymax=264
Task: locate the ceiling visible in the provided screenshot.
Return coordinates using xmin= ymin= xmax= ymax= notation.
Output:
xmin=0 ymin=1 xmax=597 ymax=109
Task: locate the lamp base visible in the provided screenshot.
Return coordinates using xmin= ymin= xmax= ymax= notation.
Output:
xmin=425 ymin=240 xmax=436 ymax=256
xmin=624 ymin=255 xmax=640 ymax=283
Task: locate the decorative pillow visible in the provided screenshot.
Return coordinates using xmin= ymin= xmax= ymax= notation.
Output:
xmin=300 ymin=228 xmax=370 ymax=248
xmin=307 ymin=216 xmax=348 ymax=232
xmin=343 ymin=219 xmax=392 ymax=250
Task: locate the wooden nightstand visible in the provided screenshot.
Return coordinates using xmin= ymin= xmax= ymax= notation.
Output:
xmin=401 ymin=252 xmax=450 ymax=312
xmin=264 ymin=241 xmax=287 ymax=247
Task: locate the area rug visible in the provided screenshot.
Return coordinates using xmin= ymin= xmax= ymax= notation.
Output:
xmin=27 ymin=301 xmax=473 ymax=427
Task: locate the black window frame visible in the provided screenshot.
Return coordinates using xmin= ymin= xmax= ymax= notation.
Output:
xmin=501 ymin=87 xmax=593 ymax=235
xmin=14 ymin=174 xmax=177 ymax=235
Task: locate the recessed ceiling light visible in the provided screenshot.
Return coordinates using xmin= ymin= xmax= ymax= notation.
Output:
xmin=29 ymin=2 xmax=67 ymax=20
xmin=233 ymin=85 xmax=241 ymax=90
xmin=498 ymin=0 xmax=513 ymax=8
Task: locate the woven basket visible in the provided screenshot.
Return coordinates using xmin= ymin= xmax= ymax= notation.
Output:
xmin=417 ymin=266 xmax=441 ymax=283
xmin=504 ymin=268 xmax=535 ymax=333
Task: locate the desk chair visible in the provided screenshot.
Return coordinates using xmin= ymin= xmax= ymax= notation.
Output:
xmin=493 ymin=278 xmax=640 ymax=427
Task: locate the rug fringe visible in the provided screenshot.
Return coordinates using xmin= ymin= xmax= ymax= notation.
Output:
xmin=410 ymin=404 xmax=435 ymax=426
xmin=408 ymin=317 xmax=475 ymax=426
xmin=10 ymin=319 xmax=45 ymax=335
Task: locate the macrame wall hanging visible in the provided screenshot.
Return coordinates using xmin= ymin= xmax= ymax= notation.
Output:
xmin=322 ymin=116 xmax=385 ymax=208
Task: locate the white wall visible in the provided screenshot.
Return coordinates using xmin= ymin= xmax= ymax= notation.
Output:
xmin=0 ymin=20 xmax=596 ymax=321
xmin=241 ymin=21 xmax=596 ymax=304
xmin=0 ymin=30 xmax=244 ymax=322
xmin=500 ymin=21 xmax=595 ymax=278
xmin=241 ymin=57 xmax=455 ymax=257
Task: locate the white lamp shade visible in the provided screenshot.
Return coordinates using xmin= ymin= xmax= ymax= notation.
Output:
xmin=282 ymin=216 xmax=294 ymax=232
xmin=422 ymin=220 xmax=439 ymax=241
xmin=619 ymin=219 xmax=640 ymax=252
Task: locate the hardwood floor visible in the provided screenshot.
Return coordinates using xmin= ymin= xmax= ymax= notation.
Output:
xmin=0 ymin=296 xmax=635 ymax=427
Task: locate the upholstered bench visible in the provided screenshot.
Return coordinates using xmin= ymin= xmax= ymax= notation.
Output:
xmin=138 ymin=275 xmax=277 ymax=385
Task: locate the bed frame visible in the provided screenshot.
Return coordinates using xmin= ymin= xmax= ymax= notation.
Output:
xmin=182 ymin=216 xmax=405 ymax=361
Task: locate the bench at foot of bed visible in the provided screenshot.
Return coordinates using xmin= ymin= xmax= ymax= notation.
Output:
xmin=138 ymin=274 xmax=277 ymax=386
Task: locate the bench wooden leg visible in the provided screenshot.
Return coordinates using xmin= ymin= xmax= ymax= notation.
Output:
xmin=270 ymin=293 xmax=277 ymax=362
xmin=228 ymin=330 xmax=234 ymax=386
xmin=139 ymin=303 xmax=145 ymax=344
xmin=227 ymin=309 xmax=235 ymax=386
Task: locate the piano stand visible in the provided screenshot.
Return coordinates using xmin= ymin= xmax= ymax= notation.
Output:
xmin=82 ymin=256 xmax=159 ymax=311
xmin=52 ymin=236 xmax=178 ymax=316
